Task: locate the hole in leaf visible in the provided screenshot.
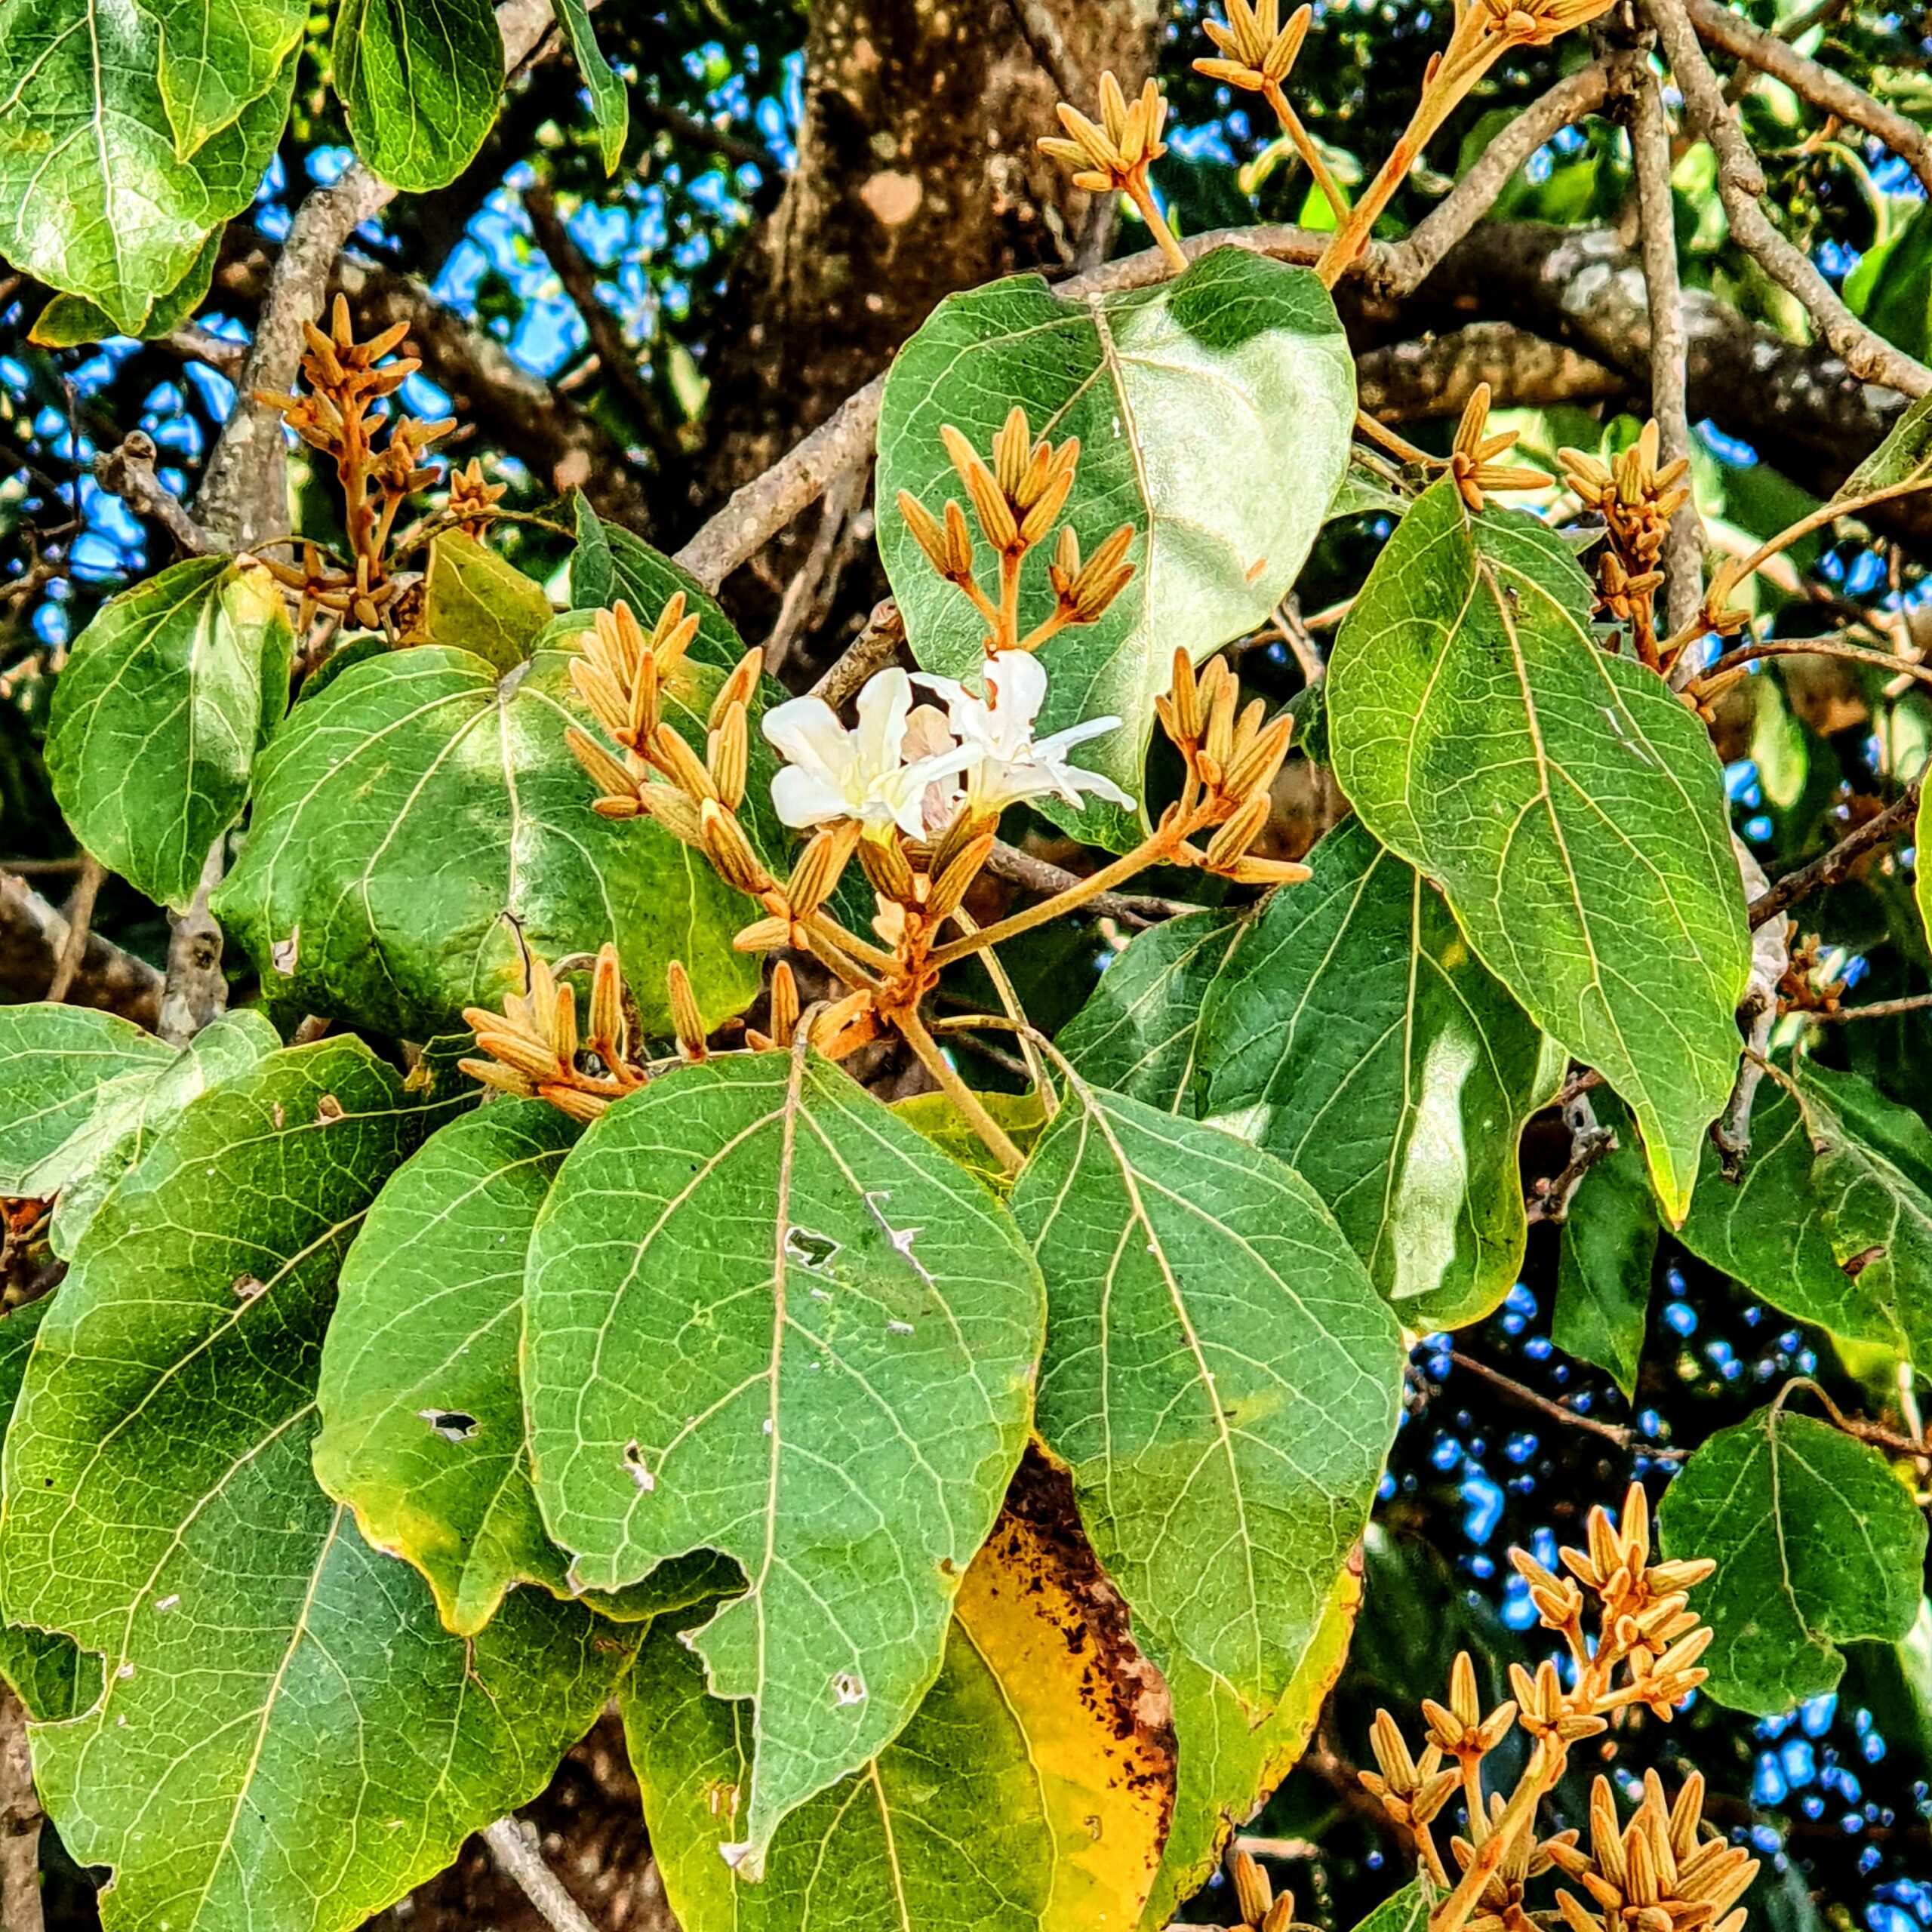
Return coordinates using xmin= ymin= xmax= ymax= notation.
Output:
xmin=831 ymin=1670 xmax=866 ymax=1706
xmin=623 ymin=1440 xmax=656 ymax=1491
xmin=784 ymin=1226 xmax=839 ymax=1270
xmin=419 ymin=1409 xmax=478 ymax=1442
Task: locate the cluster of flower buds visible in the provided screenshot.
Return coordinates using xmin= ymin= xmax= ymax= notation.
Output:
xmin=254 ymin=295 xmax=453 ymax=635
xmin=1226 ymin=1848 xmax=1313 ymax=1932
xmin=1546 ymin=1772 xmax=1756 ymax=1932
xmin=1156 ymin=648 xmax=1309 ymax=885
xmin=445 ymin=457 xmax=508 ymax=539
xmin=1777 ymin=928 xmax=1846 ymax=1017
xmin=897 ymin=406 xmax=1135 ymax=658
xmin=460 ymin=944 xmax=650 ymax=1121
xmin=1358 ymin=1487 xmax=1725 ymax=1932
xmin=1560 ymin=424 xmax=1694 ymax=671
xmin=1039 ymin=72 xmax=1170 ymax=207
xmin=1448 ymin=384 xmax=1547 ymax=517
xmin=1197 ymin=0 xmax=1311 ymax=91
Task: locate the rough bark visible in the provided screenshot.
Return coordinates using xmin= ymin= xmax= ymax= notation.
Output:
xmin=692 ymin=0 xmax=1161 ymax=517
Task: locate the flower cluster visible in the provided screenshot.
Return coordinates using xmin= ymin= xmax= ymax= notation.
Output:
xmin=1561 ymin=423 xmax=1694 ymax=670
xmin=1037 ymin=74 xmax=1183 ymax=266
xmin=254 ymin=295 xmax=452 ymax=636
xmin=1360 ymin=1486 xmax=1733 ymax=1932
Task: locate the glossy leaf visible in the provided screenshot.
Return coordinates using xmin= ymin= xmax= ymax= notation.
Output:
xmin=0 ymin=5 xmax=292 ymax=334
xmin=29 ymin=226 xmax=220 ymax=346
xmin=0 ymin=1040 xmax=629 ymax=1931
xmin=1011 ymin=1078 xmax=1402 ymax=1710
xmin=1058 ymin=906 xmax=1247 ymax=1114
xmin=1552 ymin=1094 xmax=1658 ymax=1398
xmin=0 ymin=1298 xmax=100 ymax=1724
xmin=878 ymin=247 xmax=1354 ymax=848
xmin=570 ymin=500 xmax=749 ymax=678
xmin=1197 ymin=819 xmax=1561 ymax=1331
xmin=1675 ymin=1064 xmax=1932 ymax=1371
xmin=891 ymin=1088 xmax=1048 ymax=1195
xmin=629 ymin=1477 xmax=1173 ymax=1932
xmin=555 ymin=0 xmax=627 ymax=173
xmin=419 ymin=529 xmax=554 ymax=672
xmin=315 ymin=1099 xmax=577 ymax=1637
xmin=152 ymin=0 xmax=306 ymax=155
xmin=1141 ymin=1559 xmax=1359 ymax=1930
xmin=334 ymin=0 xmax=502 ymax=193
xmin=1327 ymin=477 xmax=1750 ymax=1221
xmin=1838 ymin=388 xmax=1932 ymax=500
xmin=1348 ymin=1883 xmax=1430 ymax=1932
xmin=212 ymin=642 xmax=758 ymax=1041
xmin=1659 ymin=1405 xmax=1928 ymax=1713
xmin=0 ymin=1004 xmax=174 ymax=1196
xmin=525 ymin=1050 xmax=1046 ymax=1867
xmin=47 ymin=558 xmax=292 ymax=910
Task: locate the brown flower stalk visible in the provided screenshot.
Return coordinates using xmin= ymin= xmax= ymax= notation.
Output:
xmin=1038 ymin=72 xmax=1188 ymax=271
xmin=1359 ymin=1485 xmax=1734 ymax=1932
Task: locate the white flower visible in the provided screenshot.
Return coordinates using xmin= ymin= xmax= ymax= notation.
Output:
xmin=761 ymin=667 xmax=974 ymax=840
xmin=914 ymin=651 xmax=1133 ymax=814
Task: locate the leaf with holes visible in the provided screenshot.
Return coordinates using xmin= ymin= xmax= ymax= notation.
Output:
xmin=1659 ymin=1405 xmax=1927 ymax=1713
xmin=524 ymin=1050 xmax=1045 ymax=1869
xmin=878 ymin=246 xmax=1354 ymax=849
xmin=334 ymin=0 xmax=502 ymax=193
xmin=212 ymin=641 xmax=758 ymax=1041
xmin=1011 ymin=1078 xmax=1401 ymax=1712
xmin=628 ymin=1466 xmax=1174 ymax=1932
xmin=47 ymin=558 xmax=292 ymax=911
xmin=0 ymin=1039 xmax=633 ymax=1932
xmin=0 ymin=1 xmax=292 ymax=334
xmin=1327 ymin=477 xmax=1750 ymax=1221
xmin=1195 ymin=818 xmax=1561 ymax=1331
xmin=1058 ymin=906 xmax=1247 ymax=1114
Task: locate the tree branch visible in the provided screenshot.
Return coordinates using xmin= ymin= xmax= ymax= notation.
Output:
xmin=0 ymin=872 xmax=161 ymax=1025
xmin=1685 ymin=0 xmax=1932 ymax=200
xmin=1356 ymin=321 xmax=1623 ymax=423
xmin=0 ymin=1685 xmax=43 ymax=1932
xmin=1747 ymin=771 xmax=1926 ymax=928
xmin=94 ymin=432 xmax=210 ymax=557
xmin=1645 ymin=0 xmax=1931 ymax=398
xmin=481 ymin=1817 xmax=605 ymax=1932
xmin=157 ymin=842 xmax=229 ymax=1047
xmin=42 ymin=854 xmax=106 ymax=1003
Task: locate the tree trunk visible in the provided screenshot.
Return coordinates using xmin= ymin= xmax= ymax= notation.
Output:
xmin=693 ymin=0 xmax=1161 ymax=516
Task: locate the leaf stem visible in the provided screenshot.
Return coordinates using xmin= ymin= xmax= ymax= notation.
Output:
xmin=896 ymin=1004 xmax=1026 ymax=1176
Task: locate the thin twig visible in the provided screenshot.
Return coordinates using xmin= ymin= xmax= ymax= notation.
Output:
xmin=94 ymin=433 xmax=209 ymax=556
xmin=1645 ymin=0 xmax=1931 ymax=397
xmin=1746 ymin=772 xmax=1925 ymax=928
xmin=481 ymin=1817 xmax=605 ymax=1932
xmin=1525 ymin=1092 xmax=1615 ymax=1225
xmin=980 ymin=841 xmax=1198 ymax=930
xmin=1626 ymin=58 xmax=1705 ymax=648
xmin=1686 ymin=0 xmax=1932 ymax=198
xmin=163 ymin=325 xmax=248 ymax=382
xmin=765 ymin=464 xmax=867 ymax=679
xmin=805 ymin=598 xmax=905 ymax=706
xmin=1692 ymin=634 xmax=1932 ymax=694
xmin=43 ymin=854 xmax=105 ymax=1004
xmin=1445 ymin=1349 xmax=1670 ymax=1454
xmin=1810 ymin=991 xmax=1932 ymax=1023
xmin=1716 ymin=839 xmax=1789 ymax=1174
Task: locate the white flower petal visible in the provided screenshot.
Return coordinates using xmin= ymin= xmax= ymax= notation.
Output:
xmin=1052 ymin=761 xmax=1136 ymax=810
xmin=771 ymin=765 xmax=853 ymax=829
xmin=984 ymin=651 xmax=1048 ymax=733
xmin=1032 ymin=714 xmax=1123 ymax=761
xmin=852 ymin=667 xmax=914 ymax=774
xmin=762 ymin=696 xmax=852 ymax=781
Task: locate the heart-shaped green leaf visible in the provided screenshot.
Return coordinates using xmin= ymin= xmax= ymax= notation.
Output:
xmin=1327 ymin=477 xmax=1751 ymax=1221
xmin=0 ymin=1039 xmax=631 ymax=1932
xmin=151 ymin=0 xmax=306 ymax=155
xmin=1659 ymin=1404 xmax=1928 ymax=1713
xmin=0 ymin=4 xmax=292 ymax=334
xmin=334 ymin=0 xmax=502 ymax=193
xmin=1195 ymin=817 xmax=1561 ymax=1331
xmin=48 ymin=558 xmax=292 ymax=910
xmin=1011 ymin=1078 xmax=1401 ymax=1711
xmin=524 ymin=1050 xmax=1046 ymax=1869
xmin=878 ymin=247 xmax=1354 ymax=848
xmin=214 ymin=641 xmax=758 ymax=1040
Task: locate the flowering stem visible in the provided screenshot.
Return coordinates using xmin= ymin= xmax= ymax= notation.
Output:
xmin=923 ymin=823 xmax=1186 ymax=971
xmin=895 ymin=1004 xmax=1026 ymax=1176
xmin=998 ymin=552 xmax=1023 ymax=652
xmin=949 ymin=906 xmax=1057 ymax=1117
xmin=1124 ymin=180 xmax=1189 ymax=272
xmin=1263 ymin=81 xmax=1350 ymax=225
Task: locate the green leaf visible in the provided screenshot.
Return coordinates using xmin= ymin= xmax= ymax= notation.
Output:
xmin=1196 ymin=818 xmax=1561 ymax=1331
xmin=878 ymin=248 xmax=1354 ymax=848
xmin=29 ymin=225 xmax=220 ymax=346
xmin=0 ymin=1039 xmax=629 ymax=1931
xmin=1057 ymin=906 xmax=1247 ymax=1114
xmin=1552 ymin=1096 xmax=1657 ymax=1398
xmin=213 ymin=641 xmax=758 ymax=1041
xmin=47 ymin=558 xmax=293 ymax=910
xmin=151 ymin=0 xmax=307 ymax=155
xmin=1010 ymin=1078 xmax=1402 ymax=1710
xmin=1675 ymin=1064 xmax=1932 ymax=1370
xmin=1348 ymin=1883 xmax=1431 ymax=1932
xmin=334 ymin=0 xmax=502 ymax=193
xmin=555 ymin=0 xmax=627 ymax=173
xmin=524 ymin=1050 xmax=1046 ymax=1868
xmin=572 ymin=501 xmax=755 ymax=680
xmin=1658 ymin=1404 xmax=1928 ymax=1714
xmin=48 ymin=1008 xmax=281 ymax=1257
xmin=1327 ymin=477 xmax=1751 ymax=1221
xmin=419 ymin=529 xmax=555 ymax=672
xmin=0 ymin=1299 xmax=100 ymax=1724
xmin=0 ymin=5 xmax=292 ymax=335
xmin=0 ymin=1004 xmax=174 ymax=1196
xmin=1840 ymin=389 xmax=1932 ymax=500
xmin=1919 ymin=784 xmax=1931 ymax=955
xmin=630 ymin=1487 xmax=1174 ymax=1932
xmin=315 ymin=1098 xmax=582 ymax=1637
xmin=891 ymin=1087 xmax=1048 ymax=1195
xmin=1141 ymin=1559 xmax=1358 ymax=1931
